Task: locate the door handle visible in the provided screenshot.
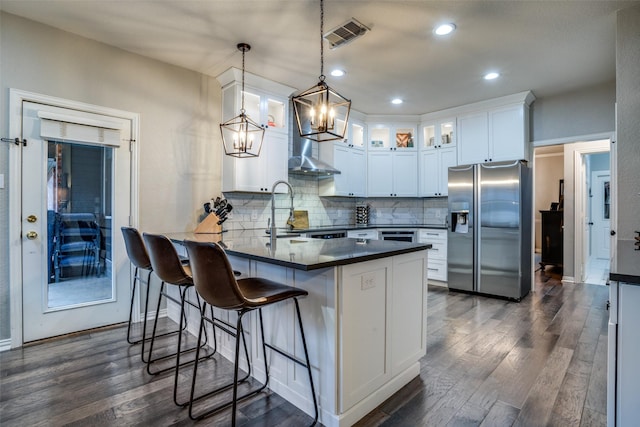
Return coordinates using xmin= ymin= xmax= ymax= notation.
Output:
xmin=26 ymin=231 xmax=38 ymax=240
xmin=610 ymin=230 xmax=616 ymax=236
xmin=27 ymin=215 xmax=38 ymax=223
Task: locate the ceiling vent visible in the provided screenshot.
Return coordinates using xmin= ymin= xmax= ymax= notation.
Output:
xmin=324 ymin=18 xmax=370 ymax=49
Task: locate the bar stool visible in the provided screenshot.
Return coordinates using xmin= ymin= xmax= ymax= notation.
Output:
xmin=142 ymin=232 xmax=213 ymax=406
xmin=121 ymin=227 xmax=154 ymax=347
xmin=183 ymin=240 xmax=318 ymax=426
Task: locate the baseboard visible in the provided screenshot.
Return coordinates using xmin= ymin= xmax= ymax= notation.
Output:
xmin=0 ymin=338 xmax=13 ymax=352
xmin=146 ymin=308 xmax=167 ymax=322
xmin=562 ymin=276 xmax=575 ymax=284
xmin=428 ymin=280 xmax=448 ymax=288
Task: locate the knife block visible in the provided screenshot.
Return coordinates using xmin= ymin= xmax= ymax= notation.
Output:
xmin=194 ymin=213 xmax=222 ymax=234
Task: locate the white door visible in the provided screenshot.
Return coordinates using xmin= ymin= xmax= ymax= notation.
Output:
xmin=591 ymin=172 xmax=611 ymax=260
xmin=21 ymin=101 xmax=132 ymax=342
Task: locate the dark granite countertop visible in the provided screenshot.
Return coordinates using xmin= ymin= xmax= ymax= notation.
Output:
xmin=610 ymin=240 xmax=640 ymax=285
xmin=280 ymin=224 xmax=448 ymax=233
xmin=165 ymin=230 xmax=431 ymax=271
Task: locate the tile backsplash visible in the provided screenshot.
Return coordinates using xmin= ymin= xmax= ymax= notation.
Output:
xmin=217 ymin=176 xmax=449 ymax=231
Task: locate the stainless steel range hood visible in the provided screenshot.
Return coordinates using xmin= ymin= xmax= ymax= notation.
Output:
xmin=288 ymin=131 xmax=341 ymax=177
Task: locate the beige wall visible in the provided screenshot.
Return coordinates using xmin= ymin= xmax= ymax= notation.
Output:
xmin=534 ymin=149 xmax=564 ymax=252
xmin=0 ymin=12 xmax=223 ymax=339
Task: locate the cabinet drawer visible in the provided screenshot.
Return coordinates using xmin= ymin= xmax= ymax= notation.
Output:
xmin=426 ymin=259 xmax=447 ymax=282
xmin=347 ymin=229 xmax=379 ymax=240
xmin=418 ymin=229 xmax=447 ymax=242
xmin=427 ymin=241 xmax=447 ymax=260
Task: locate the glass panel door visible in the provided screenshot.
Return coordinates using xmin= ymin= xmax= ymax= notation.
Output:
xmin=47 ymin=141 xmax=113 ymax=308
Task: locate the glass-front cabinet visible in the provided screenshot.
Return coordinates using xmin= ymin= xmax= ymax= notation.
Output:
xmin=368 ymin=122 xmax=417 ymax=151
xmin=241 ymin=91 xmax=287 ymax=134
xmin=421 ymin=118 xmax=456 ymax=150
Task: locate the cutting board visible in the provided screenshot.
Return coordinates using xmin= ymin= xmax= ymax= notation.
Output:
xmin=287 ymin=210 xmax=309 ymax=229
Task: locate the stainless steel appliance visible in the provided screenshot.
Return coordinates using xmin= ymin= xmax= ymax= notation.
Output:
xmin=307 ymin=230 xmax=347 ymax=239
xmin=380 ymin=229 xmax=416 ymax=242
xmin=447 ymin=161 xmax=532 ymax=300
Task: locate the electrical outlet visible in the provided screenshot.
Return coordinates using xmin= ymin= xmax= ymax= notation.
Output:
xmin=251 ymin=211 xmax=258 ymax=221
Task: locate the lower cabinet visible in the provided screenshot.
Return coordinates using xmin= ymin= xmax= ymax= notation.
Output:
xmin=418 ymin=229 xmax=447 ymax=283
xmin=339 ymin=251 xmax=427 ymax=411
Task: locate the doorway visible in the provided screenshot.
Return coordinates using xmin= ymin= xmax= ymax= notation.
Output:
xmin=532 ymin=139 xmax=611 ymax=287
xmin=9 ymin=90 xmax=138 ymax=345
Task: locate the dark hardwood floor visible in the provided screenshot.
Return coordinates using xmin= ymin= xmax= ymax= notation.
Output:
xmin=1 ymin=269 xmax=609 ymax=426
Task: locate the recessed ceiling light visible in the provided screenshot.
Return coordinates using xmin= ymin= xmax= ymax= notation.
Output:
xmin=330 ymin=69 xmax=345 ymax=77
xmin=434 ymin=23 xmax=456 ymax=36
xmin=484 ymin=72 xmax=500 ymax=80
xmin=391 ymin=98 xmax=403 ymax=105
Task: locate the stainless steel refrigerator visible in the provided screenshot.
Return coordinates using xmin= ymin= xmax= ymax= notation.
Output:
xmin=447 ymin=161 xmax=532 ymax=300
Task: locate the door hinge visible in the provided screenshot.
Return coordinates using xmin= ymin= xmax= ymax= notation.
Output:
xmin=1 ymin=137 xmax=27 ymax=146
xmin=129 ymin=139 xmax=135 ymax=152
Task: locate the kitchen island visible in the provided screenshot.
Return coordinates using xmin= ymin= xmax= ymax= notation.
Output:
xmin=165 ymin=231 xmax=430 ymax=427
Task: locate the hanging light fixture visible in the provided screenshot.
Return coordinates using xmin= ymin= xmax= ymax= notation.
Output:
xmin=292 ymin=0 xmax=351 ymax=142
xmin=220 ymin=43 xmax=265 ymax=158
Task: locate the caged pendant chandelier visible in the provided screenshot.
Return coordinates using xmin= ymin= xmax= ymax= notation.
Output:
xmin=292 ymin=0 xmax=351 ymax=143
xmin=220 ymin=43 xmax=265 ymax=158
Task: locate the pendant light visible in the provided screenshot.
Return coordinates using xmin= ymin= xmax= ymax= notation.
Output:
xmin=220 ymin=43 xmax=265 ymax=158
xmin=292 ymin=0 xmax=351 ymax=143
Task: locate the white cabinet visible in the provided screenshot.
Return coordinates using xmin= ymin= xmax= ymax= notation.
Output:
xmin=367 ymin=122 xmax=417 ymax=151
xmin=419 ymin=118 xmax=457 ymax=197
xmin=339 ymin=251 xmax=427 ymax=412
xmin=347 ymin=229 xmax=379 ymax=240
xmin=217 ymin=68 xmax=295 ymax=193
xmin=457 ymin=103 xmax=529 ymax=165
xmin=420 ymin=147 xmax=457 ymax=197
xmin=222 ymin=133 xmax=289 ymax=193
xmin=367 ymin=151 xmax=418 ymax=197
xmin=319 ymin=121 xmax=367 ymax=197
xmin=610 ymin=281 xmax=640 ymax=426
xmin=418 ymin=228 xmax=447 ymax=283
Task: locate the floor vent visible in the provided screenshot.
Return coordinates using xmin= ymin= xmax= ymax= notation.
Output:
xmin=324 ymin=18 xmax=370 ymax=49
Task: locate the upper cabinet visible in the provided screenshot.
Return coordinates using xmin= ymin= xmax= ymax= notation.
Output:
xmin=367 ymin=121 xmax=418 ymax=152
xmin=319 ymin=118 xmax=367 ymax=197
xmin=217 ymin=68 xmax=296 ymax=193
xmin=456 ymin=92 xmax=535 ymax=165
xmin=419 ymin=118 xmax=457 ymax=197
xmin=421 ymin=118 xmax=456 ymax=150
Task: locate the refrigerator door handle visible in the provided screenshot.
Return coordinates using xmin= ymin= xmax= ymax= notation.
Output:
xmin=450 ymin=164 xmax=474 ymax=172
xmin=480 ymin=160 xmax=522 ymax=169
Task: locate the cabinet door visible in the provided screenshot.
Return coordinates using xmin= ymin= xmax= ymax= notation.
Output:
xmin=330 ymin=145 xmax=352 ymax=197
xmin=489 ymin=105 xmax=525 ymax=162
xmin=393 ymin=152 xmax=418 ymax=197
xmin=340 ymin=260 xmax=391 ymax=412
xmin=263 ymin=133 xmax=289 ymax=190
xmin=458 ymin=112 xmax=489 ymax=165
xmin=438 ymin=146 xmax=457 ymax=196
xmin=350 ymin=149 xmax=367 ymax=197
xmin=419 ymin=150 xmax=440 ymax=197
xmin=367 ymin=152 xmax=393 ymax=197
xmin=391 ymin=252 xmax=427 ymax=374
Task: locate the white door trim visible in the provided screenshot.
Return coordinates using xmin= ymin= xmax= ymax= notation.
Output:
xmin=572 ymin=140 xmax=610 ymax=286
xmin=8 ymin=89 xmax=140 ymax=349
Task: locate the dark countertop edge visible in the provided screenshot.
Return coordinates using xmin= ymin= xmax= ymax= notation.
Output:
xmin=226 ymin=244 xmax=431 ymax=271
xmin=288 ymin=224 xmax=447 ymax=233
xmin=609 ymin=273 xmax=640 ymax=285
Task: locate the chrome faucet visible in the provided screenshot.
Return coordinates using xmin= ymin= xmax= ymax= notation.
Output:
xmin=269 ymin=180 xmax=295 ymax=243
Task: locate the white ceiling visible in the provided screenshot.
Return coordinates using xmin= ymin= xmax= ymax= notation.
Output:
xmin=2 ymin=0 xmax=636 ymax=115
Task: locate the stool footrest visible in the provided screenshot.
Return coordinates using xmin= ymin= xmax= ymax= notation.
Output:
xmin=264 ymin=342 xmax=309 ymax=368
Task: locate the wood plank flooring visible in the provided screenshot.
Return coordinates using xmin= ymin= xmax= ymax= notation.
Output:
xmin=1 ymin=270 xmax=609 ymax=426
